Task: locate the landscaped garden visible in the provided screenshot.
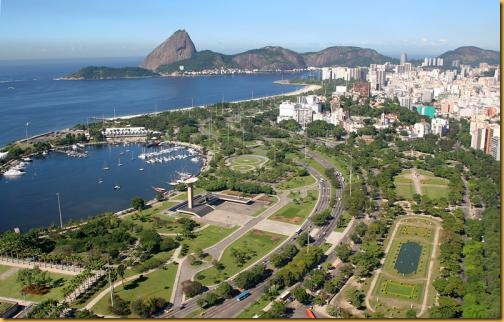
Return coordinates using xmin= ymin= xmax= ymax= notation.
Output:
xmin=194 ymin=229 xmax=285 ymax=286
xmin=367 ymin=216 xmax=441 ymax=315
xmin=394 ymin=169 xmax=449 ymax=200
xmin=0 ymin=265 xmax=72 ymax=302
xmin=226 ymin=154 xmax=269 ymax=173
xmin=91 ymin=263 xmax=178 ymax=318
xmin=269 ymin=190 xmax=318 ymax=224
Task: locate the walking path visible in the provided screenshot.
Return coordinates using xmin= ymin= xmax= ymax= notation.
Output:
xmin=0 ymin=267 xmax=19 ymax=280
xmin=410 ymin=169 xmax=422 ymax=195
xmin=419 ymin=223 xmax=441 ymax=316
xmin=365 ymin=215 xmax=442 ymax=316
xmin=0 ymin=257 xmax=82 ymax=276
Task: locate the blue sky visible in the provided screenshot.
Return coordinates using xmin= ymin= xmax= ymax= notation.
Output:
xmin=0 ymin=0 xmax=499 ymax=60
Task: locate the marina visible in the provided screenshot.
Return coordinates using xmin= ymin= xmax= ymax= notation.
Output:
xmin=0 ymin=142 xmax=203 ymax=232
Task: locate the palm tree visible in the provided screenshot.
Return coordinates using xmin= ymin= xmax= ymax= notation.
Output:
xmin=116 ymin=264 xmax=126 ymax=288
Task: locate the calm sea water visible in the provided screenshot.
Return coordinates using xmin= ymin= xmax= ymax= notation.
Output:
xmin=0 ymin=57 xmax=314 ymax=232
xmin=0 ymin=57 xmax=305 ymax=146
xmin=0 ymin=143 xmax=202 ymax=232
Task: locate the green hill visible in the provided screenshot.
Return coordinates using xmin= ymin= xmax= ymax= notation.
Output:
xmin=61 ymin=66 xmax=159 ymax=80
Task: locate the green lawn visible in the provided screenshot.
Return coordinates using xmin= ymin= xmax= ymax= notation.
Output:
xmin=277 ymin=175 xmax=316 ymax=190
xmin=92 ymin=263 xmax=178 ymax=317
xmin=0 ymin=266 xmax=72 ymax=302
xmin=394 ymin=169 xmax=449 ymax=200
xmin=334 ymin=210 xmax=352 ymax=232
xmin=270 ymin=190 xmax=318 ymax=224
xmin=0 ymin=265 xmax=10 ymax=275
xmin=395 ymin=183 xmax=415 ymax=200
xmin=194 ymin=230 xmax=285 ymax=286
xmin=422 ymin=186 xmax=449 ymax=199
xmin=123 ymin=212 xmax=187 ymax=235
xmin=228 ymin=154 xmax=269 ymax=172
xmin=182 ymin=225 xmax=237 ymax=254
xmin=379 ymin=278 xmax=422 ymax=301
xmin=237 ymin=294 xmax=272 ymax=318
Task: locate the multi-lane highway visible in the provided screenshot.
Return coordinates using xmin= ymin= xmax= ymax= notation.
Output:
xmin=159 ymin=150 xmax=345 ymax=319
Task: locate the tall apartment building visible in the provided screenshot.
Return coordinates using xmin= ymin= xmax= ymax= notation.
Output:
xmin=490 ymin=136 xmax=500 ymax=161
xmin=470 ymin=121 xmax=500 ymax=158
xmin=400 ymin=52 xmax=408 ymax=65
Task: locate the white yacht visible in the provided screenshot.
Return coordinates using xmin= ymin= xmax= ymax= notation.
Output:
xmin=3 ymin=169 xmax=25 ymax=176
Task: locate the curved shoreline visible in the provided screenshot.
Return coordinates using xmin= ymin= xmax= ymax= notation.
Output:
xmin=103 ymin=81 xmax=321 ymax=121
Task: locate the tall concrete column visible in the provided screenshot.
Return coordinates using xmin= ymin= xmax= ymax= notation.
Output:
xmin=184 ymin=177 xmax=198 ymax=209
xmin=187 ymin=183 xmax=194 ymax=209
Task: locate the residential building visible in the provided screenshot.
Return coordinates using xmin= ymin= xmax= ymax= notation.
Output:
xmin=431 ymin=118 xmax=449 ymax=136
xmin=400 ymin=52 xmax=408 ymax=65
xmin=353 ymin=81 xmax=370 ymax=97
xmin=413 ymin=121 xmax=431 ymax=138
xmin=490 ymin=136 xmax=500 ymax=161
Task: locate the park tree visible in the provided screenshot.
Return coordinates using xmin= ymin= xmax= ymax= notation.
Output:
xmin=262 ymin=301 xmax=287 ymax=318
xmin=346 ymin=288 xmax=364 ymax=309
xmin=181 ymin=280 xmax=205 ymax=298
xmin=335 ymin=244 xmax=352 ymax=262
xmin=109 ymin=295 xmax=131 ymax=317
xmin=292 ymin=286 xmax=311 ymax=305
xmin=131 ymin=197 xmax=146 ymax=210
xmin=406 ymin=309 xmax=417 ymax=318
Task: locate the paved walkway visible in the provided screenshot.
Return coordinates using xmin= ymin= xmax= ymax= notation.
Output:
xmin=0 ymin=258 xmax=81 ymax=276
xmin=0 ymin=267 xmax=19 ymax=280
xmin=419 ymin=223 xmax=441 ymax=316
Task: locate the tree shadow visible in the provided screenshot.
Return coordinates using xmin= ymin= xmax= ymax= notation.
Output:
xmin=124 ymin=275 xmax=148 ymax=290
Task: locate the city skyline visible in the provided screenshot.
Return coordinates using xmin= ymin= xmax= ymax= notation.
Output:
xmin=0 ymin=0 xmax=499 ymax=60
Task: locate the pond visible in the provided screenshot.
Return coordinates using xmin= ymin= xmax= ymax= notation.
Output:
xmin=394 ymin=241 xmax=422 ymax=274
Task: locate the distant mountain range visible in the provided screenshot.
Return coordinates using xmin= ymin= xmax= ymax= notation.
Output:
xmin=143 ymin=30 xmax=399 ymax=72
xmin=439 ymin=46 xmax=500 ymax=66
xmin=62 ymin=30 xmax=500 ymax=79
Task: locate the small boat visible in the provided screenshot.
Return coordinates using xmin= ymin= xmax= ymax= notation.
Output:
xmin=7 ymin=86 xmax=15 ymax=90
xmin=42 ymin=151 xmax=48 ymax=156
xmin=117 ymin=157 xmax=123 ymax=166
xmin=98 ymin=178 xmax=103 ymax=184
xmin=22 ymin=157 xmax=32 ymax=162
xmin=113 ymin=185 xmax=120 ymax=190
xmin=139 ymin=168 xmax=144 ymax=171
xmin=153 ymin=186 xmax=167 ymax=193
xmin=3 ymin=169 xmax=25 ymax=176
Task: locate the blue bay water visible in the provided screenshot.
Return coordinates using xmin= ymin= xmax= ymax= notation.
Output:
xmin=0 ymin=57 xmax=312 ymax=232
xmin=0 ymin=143 xmax=203 ymax=232
xmin=0 ymin=57 xmax=305 ymax=146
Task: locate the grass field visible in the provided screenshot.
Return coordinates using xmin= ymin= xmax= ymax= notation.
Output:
xmin=0 ymin=266 xmax=71 ymax=302
xmin=92 ymin=263 xmax=178 ymax=318
xmin=269 ymin=190 xmax=318 ymax=224
xmin=368 ymin=216 xmax=440 ymax=315
xmin=195 ymin=230 xmax=285 ymax=286
xmin=237 ymin=294 xmax=272 ymax=318
xmin=227 ymin=154 xmax=269 ymax=172
xmin=277 ymin=175 xmax=316 ymax=190
xmin=422 ymin=186 xmax=449 ymax=199
xmin=182 ymin=225 xmax=237 ymax=254
xmin=378 ymin=278 xmax=422 ymax=302
xmin=394 ymin=169 xmax=449 ymax=200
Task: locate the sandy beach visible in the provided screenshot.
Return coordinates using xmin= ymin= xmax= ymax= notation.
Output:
xmin=105 ymin=81 xmax=322 ymax=121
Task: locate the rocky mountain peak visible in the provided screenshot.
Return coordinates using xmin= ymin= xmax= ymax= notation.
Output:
xmin=140 ymin=30 xmax=196 ymax=71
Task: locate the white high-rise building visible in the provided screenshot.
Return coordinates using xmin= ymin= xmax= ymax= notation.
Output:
xmin=276 ymin=95 xmax=323 ymax=128
xmin=398 ymin=95 xmax=412 ymax=109
xmin=431 ymin=118 xmax=449 ymax=136
xmin=400 ymin=52 xmax=408 ymax=65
